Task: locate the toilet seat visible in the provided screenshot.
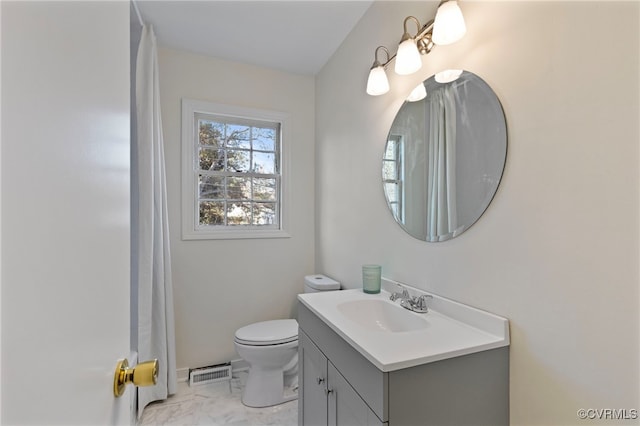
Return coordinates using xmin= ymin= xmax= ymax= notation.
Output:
xmin=234 ymin=319 xmax=298 ymax=346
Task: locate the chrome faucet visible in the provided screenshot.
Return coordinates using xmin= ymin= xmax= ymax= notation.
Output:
xmin=389 ymin=284 xmax=433 ymax=314
xmin=405 ymin=294 xmax=433 ymax=313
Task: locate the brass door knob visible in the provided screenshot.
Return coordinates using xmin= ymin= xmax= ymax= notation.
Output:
xmin=113 ymin=358 xmax=159 ymax=397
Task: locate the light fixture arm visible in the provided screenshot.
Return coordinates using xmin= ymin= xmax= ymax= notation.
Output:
xmin=371 ymin=46 xmax=391 ymax=69
xmin=374 ymin=18 xmax=436 ymax=69
xmin=415 ymin=19 xmax=435 ymax=54
xmin=401 ymin=16 xmax=422 ymax=42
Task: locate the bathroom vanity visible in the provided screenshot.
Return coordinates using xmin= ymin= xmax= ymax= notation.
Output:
xmin=297 ymin=283 xmax=510 ymax=426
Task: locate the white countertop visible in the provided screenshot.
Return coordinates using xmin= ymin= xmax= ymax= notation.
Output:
xmin=298 ymin=282 xmax=510 ymax=372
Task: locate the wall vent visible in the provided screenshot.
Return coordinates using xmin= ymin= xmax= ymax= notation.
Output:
xmin=188 ymin=363 xmax=232 ymax=386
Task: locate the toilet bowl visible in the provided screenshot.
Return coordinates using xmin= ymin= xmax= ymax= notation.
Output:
xmin=234 ymin=275 xmax=340 ymax=408
xmin=234 ymin=319 xmax=299 ymax=407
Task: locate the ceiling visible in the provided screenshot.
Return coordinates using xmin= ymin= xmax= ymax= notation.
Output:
xmin=134 ymin=1 xmax=373 ymax=76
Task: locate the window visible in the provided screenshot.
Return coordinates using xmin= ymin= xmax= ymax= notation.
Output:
xmin=383 ymin=135 xmax=404 ymax=222
xmin=182 ymin=99 xmax=290 ymax=240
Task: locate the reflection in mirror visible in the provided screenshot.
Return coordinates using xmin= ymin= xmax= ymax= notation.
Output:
xmin=383 ymin=70 xmax=507 ymax=242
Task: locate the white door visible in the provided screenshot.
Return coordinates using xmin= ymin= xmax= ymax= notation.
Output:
xmin=1 ymin=1 xmax=133 ymax=424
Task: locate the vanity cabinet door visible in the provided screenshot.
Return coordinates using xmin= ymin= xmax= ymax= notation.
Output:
xmin=327 ymin=362 xmax=385 ymax=426
xmin=300 ymin=331 xmax=328 ymax=426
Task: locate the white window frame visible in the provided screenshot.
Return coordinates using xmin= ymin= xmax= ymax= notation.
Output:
xmin=383 ymin=134 xmax=405 ymax=223
xmin=181 ymin=98 xmax=291 ymax=240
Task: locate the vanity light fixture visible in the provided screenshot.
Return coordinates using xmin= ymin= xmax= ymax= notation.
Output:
xmin=366 ymin=0 xmax=466 ymax=96
xmin=406 ymin=82 xmax=427 ymax=102
xmin=366 ymin=46 xmax=391 ymax=96
xmin=432 ymin=0 xmax=467 ymax=45
xmin=434 ymin=68 xmax=463 ymax=83
xmin=395 ymin=16 xmax=424 ymax=75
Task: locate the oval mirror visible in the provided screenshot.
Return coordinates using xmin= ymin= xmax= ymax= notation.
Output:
xmin=382 ymin=70 xmax=507 ymax=242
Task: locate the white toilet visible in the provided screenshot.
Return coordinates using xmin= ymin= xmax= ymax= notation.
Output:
xmin=234 ymin=275 xmax=340 ymax=408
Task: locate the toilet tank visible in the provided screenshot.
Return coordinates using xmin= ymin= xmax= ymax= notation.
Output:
xmin=304 ymin=275 xmax=340 ymax=293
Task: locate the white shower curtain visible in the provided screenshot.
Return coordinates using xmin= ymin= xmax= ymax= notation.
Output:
xmin=426 ymin=85 xmax=458 ymax=241
xmin=135 ymin=24 xmax=177 ymax=417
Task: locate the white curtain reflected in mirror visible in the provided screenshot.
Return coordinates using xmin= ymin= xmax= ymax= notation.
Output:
xmin=383 ymin=71 xmax=507 ymax=242
xmin=427 ymin=85 xmax=457 ymax=241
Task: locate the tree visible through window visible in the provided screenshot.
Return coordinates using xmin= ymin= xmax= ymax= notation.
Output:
xmin=195 ymin=113 xmax=281 ymax=228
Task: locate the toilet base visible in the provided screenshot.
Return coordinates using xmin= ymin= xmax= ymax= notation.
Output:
xmin=241 ymin=367 xmax=298 ymax=408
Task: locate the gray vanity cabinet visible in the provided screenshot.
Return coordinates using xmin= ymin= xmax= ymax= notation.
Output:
xmin=327 ymin=361 xmax=384 ymax=426
xmin=299 ymin=330 xmax=327 ymax=425
xmin=298 ymin=303 xmax=509 ymax=426
xmin=299 ymin=330 xmax=383 ymax=426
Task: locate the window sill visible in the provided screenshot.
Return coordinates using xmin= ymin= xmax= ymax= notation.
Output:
xmin=182 ymin=228 xmax=291 ymax=241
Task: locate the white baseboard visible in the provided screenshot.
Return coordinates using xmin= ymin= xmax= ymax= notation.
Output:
xmin=230 ymin=358 xmax=249 ymax=372
xmin=177 ymin=367 xmax=189 ymax=383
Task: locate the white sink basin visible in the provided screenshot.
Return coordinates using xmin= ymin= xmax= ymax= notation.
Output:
xmin=298 ymin=281 xmax=510 ymax=372
xmin=337 ymin=299 xmax=429 ymax=332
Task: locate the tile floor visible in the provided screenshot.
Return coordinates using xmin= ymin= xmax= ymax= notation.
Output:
xmin=139 ymin=372 xmax=298 ymax=426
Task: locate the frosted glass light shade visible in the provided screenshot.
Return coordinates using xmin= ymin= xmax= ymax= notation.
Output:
xmin=366 ymin=66 xmax=390 ymax=96
xmin=435 ymin=69 xmax=463 ymax=83
xmin=407 ymin=83 xmax=427 ymax=102
xmin=432 ymin=0 xmax=466 ymax=46
xmin=395 ymin=38 xmax=422 ymax=75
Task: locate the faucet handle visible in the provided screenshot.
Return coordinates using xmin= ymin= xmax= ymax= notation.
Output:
xmin=415 ymin=294 xmax=433 ymax=312
xmin=390 ymin=284 xmax=407 ymax=301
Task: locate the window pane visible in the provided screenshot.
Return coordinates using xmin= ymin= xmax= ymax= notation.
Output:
xmin=253 ymin=202 xmax=276 ymax=225
xmin=226 ymin=177 xmax=251 ymax=200
xmin=199 ymin=120 xmax=224 ymax=147
xmin=382 ymin=160 xmax=397 ymax=180
xmin=199 ymin=148 xmax=224 ymax=171
xmin=199 ymin=201 xmax=225 ymax=225
xmin=227 ymin=202 xmax=251 ymax=225
xmin=385 ymin=182 xmax=399 ymax=202
xmin=385 ymin=140 xmax=396 ymax=159
xmin=252 ymin=152 xmax=276 ymax=174
xmin=253 ymin=127 xmax=276 ymax=151
xmin=226 ymin=149 xmax=250 ymax=172
xmin=199 ymin=175 xmax=224 ymax=199
xmin=253 ymin=178 xmax=277 ymax=201
xmin=226 ymin=124 xmax=251 ymax=149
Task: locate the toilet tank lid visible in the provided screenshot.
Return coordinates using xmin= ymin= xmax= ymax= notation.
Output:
xmin=304 ymin=274 xmax=341 ymax=290
xmin=235 ymin=319 xmax=298 ymax=344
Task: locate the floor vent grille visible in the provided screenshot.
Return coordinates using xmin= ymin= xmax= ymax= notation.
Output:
xmin=189 ymin=363 xmax=232 ymax=386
